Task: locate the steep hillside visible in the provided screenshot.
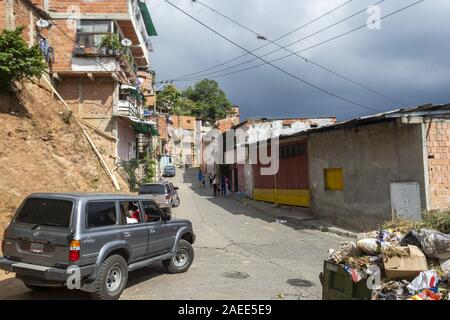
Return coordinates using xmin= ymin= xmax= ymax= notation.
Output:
xmin=0 ymin=82 xmax=129 ymax=239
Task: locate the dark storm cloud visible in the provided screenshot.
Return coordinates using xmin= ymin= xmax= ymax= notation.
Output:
xmin=148 ymin=0 xmax=450 ymax=120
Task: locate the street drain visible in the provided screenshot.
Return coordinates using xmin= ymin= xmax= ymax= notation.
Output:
xmin=222 ymin=271 xmax=250 ymax=279
xmin=287 ymin=278 xmax=314 ymax=287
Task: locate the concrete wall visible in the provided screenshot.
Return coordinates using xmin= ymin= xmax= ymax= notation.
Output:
xmin=425 ymin=118 xmax=450 ymax=210
xmin=308 ymin=121 xmax=427 ymax=231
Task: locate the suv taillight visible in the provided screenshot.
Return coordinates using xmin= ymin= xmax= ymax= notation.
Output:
xmin=69 ymin=240 xmax=80 ymax=262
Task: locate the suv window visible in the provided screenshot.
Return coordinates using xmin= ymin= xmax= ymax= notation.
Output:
xmin=86 ymin=201 xmax=117 ymax=228
xmin=15 ymin=198 xmax=73 ymax=228
xmin=119 ymin=201 xmax=142 ymax=225
xmin=142 ymin=201 xmax=161 ymax=222
xmin=139 ymin=184 xmax=165 ymax=195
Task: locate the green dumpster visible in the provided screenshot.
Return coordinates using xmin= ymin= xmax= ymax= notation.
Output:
xmin=322 ymin=261 xmax=372 ymax=300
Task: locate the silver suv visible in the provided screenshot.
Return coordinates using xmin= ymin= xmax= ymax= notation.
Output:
xmin=0 ymin=193 xmax=195 ymax=300
xmin=138 ymin=181 xmax=180 ymax=208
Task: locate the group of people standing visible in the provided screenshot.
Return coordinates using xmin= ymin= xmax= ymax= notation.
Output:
xmin=197 ymin=170 xmax=230 ymax=197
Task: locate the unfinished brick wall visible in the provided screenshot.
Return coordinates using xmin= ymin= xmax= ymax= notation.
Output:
xmin=0 ymin=0 xmax=48 ymax=44
xmin=56 ymin=77 xmax=115 ymax=117
xmin=426 ymin=119 xmax=450 ymax=210
xmin=172 ymin=115 xmax=196 ymax=131
xmin=49 ymin=0 xmax=128 ymax=14
xmin=0 ymin=1 xmax=6 ymax=31
xmin=47 ymin=19 xmax=76 ymax=72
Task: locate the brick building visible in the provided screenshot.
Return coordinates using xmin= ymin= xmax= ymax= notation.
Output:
xmin=6 ymin=0 xmax=159 ymax=169
xmin=246 ymin=104 xmax=450 ymax=231
xmin=1 ymin=0 xmax=49 ymax=43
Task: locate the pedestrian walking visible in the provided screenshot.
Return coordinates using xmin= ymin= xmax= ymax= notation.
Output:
xmin=197 ymin=170 xmax=204 ymax=188
xmin=212 ymin=175 xmax=218 ymax=196
xmin=221 ymin=176 xmax=226 ymax=196
xmin=225 ymin=176 xmax=230 ymax=197
xmin=209 ymin=173 xmax=213 ymax=187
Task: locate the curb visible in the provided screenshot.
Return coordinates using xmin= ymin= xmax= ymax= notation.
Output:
xmin=236 ymin=196 xmax=358 ymax=239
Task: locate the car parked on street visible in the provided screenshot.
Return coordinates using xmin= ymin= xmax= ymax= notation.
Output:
xmin=0 ymin=193 xmax=195 ymax=300
xmin=162 ymin=165 xmax=176 ymax=177
xmin=138 ymin=181 xmax=180 ymax=208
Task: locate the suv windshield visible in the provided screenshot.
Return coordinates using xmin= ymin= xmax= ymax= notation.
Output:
xmin=139 ymin=184 xmax=166 ymax=195
xmin=15 ymin=198 xmax=73 ymax=228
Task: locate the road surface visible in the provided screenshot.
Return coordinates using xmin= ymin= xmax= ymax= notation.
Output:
xmin=0 ymin=169 xmax=346 ymax=300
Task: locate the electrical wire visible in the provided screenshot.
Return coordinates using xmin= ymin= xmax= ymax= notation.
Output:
xmin=187 ymin=0 xmax=405 ymax=106
xmin=166 ymin=0 xmax=353 ymax=81
xmin=172 ymin=0 xmax=388 ymax=81
xmin=163 ymin=0 xmax=381 ymax=113
xmin=169 ymin=0 xmax=425 ymax=88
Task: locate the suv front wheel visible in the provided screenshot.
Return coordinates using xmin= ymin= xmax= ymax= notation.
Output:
xmin=90 ymin=254 xmax=128 ymax=300
xmin=162 ymin=240 xmax=194 ymax=274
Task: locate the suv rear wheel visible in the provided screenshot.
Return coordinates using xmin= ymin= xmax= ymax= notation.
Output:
xmin=173 ymin=196 xmax=180 ymax=207
xmin=90 ymin=254 xmax=128 ymax=300
xmin=162 ymin=240 xmax=194 ymax=274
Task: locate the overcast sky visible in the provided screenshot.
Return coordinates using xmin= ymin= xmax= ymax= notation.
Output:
xmin=147 ymin=0 xmax=450 ymax=121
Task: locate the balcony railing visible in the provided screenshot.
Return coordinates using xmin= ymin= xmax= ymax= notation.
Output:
xmin=117 ymin=100 xmax=141 ymax=118
xmin=73 ymin=33 xmax=121 ymax=57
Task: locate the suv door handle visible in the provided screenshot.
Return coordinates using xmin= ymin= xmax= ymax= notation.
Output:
xmin=123 ymin=232 xmax=131 ymax=238
xmin=149 ymin=228 xmax=156 ymax=234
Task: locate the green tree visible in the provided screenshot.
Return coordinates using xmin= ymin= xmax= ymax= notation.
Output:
xmin=0 ymin=27 xmax=46 ymax=92
xmin=156 ymin=84 xmax=181 ymax=110
xmin=183 ymin=79 xmax=232 ymax=121
xmin=156 ymin=80 xmax=232 ymax=122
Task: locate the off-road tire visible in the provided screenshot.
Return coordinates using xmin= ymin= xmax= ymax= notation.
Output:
xmin=173 ymin=196 xmax=180 ymax=208
xmin=162 ymin=240 xmax=194 ymax=274
xmin=90 ymin=254 xmax=128 ymax=300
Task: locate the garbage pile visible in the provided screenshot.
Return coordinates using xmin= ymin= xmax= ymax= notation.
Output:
xmin=326 ymin=226 xmax=450 ymax=300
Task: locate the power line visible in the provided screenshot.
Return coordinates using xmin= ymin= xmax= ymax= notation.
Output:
xmin=173 ymin=0 xmax=388 ymax=81
xmin=166 ymin=0 xmax=353 ymax=81
xmin=188 ymin=0 xmax=405 ymax=106
xmin=163 ymin=0 xmax=381 ymax=113
xmin=172 ymin=0 xmax=426 ymax=88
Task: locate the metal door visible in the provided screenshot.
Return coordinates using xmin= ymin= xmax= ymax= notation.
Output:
xmin=390 ymin=182 xmax=421 ymax=221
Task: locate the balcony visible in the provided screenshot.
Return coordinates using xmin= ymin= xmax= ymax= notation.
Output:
xmin=117 ymin=100 xmax=141 ymax=118
xmin=115 ymin=84 xmax=145 ymax=118
xmin=72 ymin=31 xmax=139 ymax=80
xmin=73 ymin=33 xmax=121 ymax=57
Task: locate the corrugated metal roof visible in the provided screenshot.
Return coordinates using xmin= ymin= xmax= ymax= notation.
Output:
xmin=279 ymin=103 xmax=450 ymax=140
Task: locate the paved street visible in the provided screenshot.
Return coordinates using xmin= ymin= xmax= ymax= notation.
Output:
xmin=0 ymin=169 xmax=346 ymax=300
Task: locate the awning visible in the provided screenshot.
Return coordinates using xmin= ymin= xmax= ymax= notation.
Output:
xmin=139 ymin=2 xmax=158 ymax=36
xmin=120 ymin=84 xmax=145 ymax=101
xmin=128 ymin=117 xmax=159 ymax=135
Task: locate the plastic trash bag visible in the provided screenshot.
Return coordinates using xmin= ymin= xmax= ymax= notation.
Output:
xmin=406 ymin=270 xmax=439 ymax=294
xmin=401 ymin=229 xmax=450 ymax=260
xmin=357 ymin=238 xmax=380 ymax=255
xmin=441 ymin=259 xmax=450 ymax=276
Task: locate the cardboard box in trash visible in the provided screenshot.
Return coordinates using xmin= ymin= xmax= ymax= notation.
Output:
xmin=383 ymin=245 xmax=428 ymax=280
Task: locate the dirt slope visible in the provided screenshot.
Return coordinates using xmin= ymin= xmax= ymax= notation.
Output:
xmin=0 ymin=82 xmax=129 ymax=239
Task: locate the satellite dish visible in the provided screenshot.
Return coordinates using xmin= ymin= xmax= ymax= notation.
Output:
xmin=121 ymin=38 xmax=132 ymax=47
xmin=36 ymin=19 xmax=50 ymax=28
